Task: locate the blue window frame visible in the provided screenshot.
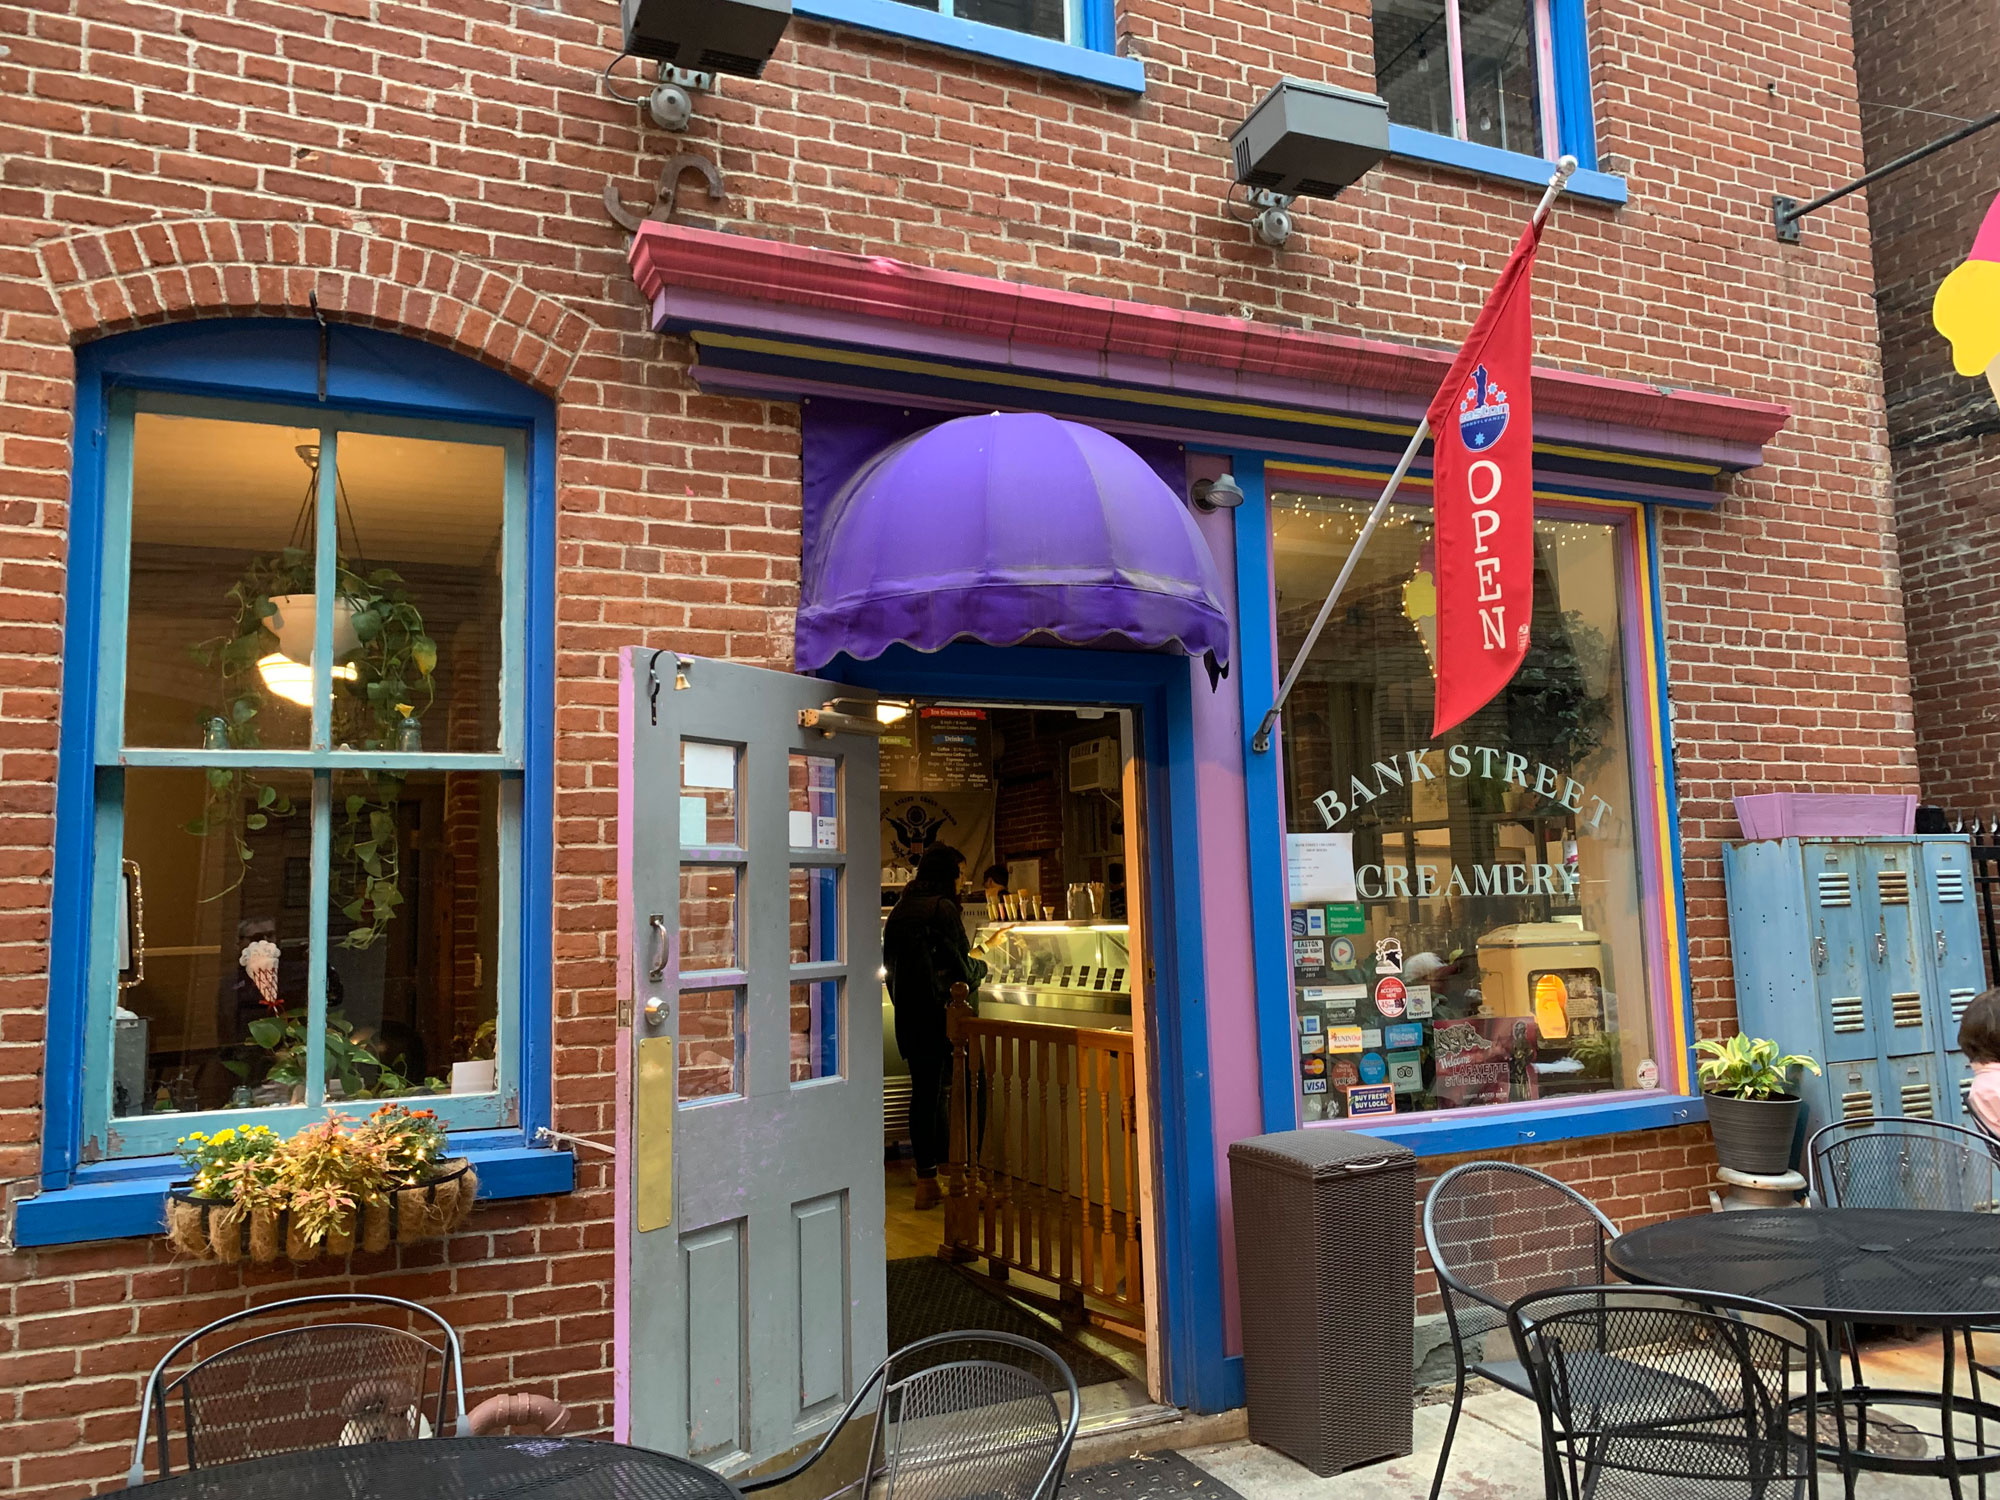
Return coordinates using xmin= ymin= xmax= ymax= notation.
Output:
xmin=794 ymin=0 xmax=1142 ymax=94
xmin=20 ymin=321 xmax=567 ymax=1246
xmin=1373 ymin=0 xmax=1627 ymax=205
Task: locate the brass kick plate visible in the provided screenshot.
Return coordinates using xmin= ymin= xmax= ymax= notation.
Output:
xmin=636 ymin=1035 xmax=674 ymax=1232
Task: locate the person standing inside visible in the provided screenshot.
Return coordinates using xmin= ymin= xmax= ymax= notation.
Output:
xmin=883 ymin=845 xmax=985 ymax=1208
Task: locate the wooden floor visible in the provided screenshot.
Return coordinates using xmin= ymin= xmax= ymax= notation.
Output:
xmin=882 ymin=1161 xmax=1152 ymax=1413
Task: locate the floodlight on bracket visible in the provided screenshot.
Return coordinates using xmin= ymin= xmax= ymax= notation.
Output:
xmin=1773 ymin=107 xmax=2000 ymax=242
xmin=1227 ymin=78 xmax=1390 ymax=250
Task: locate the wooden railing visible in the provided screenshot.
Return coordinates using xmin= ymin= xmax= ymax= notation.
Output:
xmin=941 ymin=1004 xmax=1145 ymax=1324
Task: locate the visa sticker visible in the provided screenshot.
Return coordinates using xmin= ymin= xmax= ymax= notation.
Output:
xmin=1302 ymin=1077 xmax=1329 ymax=1095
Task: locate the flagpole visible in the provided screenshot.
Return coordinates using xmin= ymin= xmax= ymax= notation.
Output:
xmin=1249 ymin=153 xmax=1578 ymax=756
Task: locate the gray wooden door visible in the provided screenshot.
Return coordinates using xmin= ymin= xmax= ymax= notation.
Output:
xmin=620 ymin=648 xmax=885 ymax=1470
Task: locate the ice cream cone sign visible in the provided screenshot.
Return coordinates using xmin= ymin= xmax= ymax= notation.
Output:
xmin=1933 ymin=190 xmax=2000 ymax=404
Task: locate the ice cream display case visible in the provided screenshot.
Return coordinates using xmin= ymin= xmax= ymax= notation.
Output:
xmin=974 ymin=920 xmax=1135 ymax=1031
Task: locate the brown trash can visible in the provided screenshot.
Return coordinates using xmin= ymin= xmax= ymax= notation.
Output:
xmin=1228 ymin=1128 xmax=1416 ymax=1476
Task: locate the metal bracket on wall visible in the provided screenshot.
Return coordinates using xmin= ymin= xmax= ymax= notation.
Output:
xmin=1773 ymin=110 xmax=2000 ymax=241
xmin=605 ymin=152 xmax=725 ymax=235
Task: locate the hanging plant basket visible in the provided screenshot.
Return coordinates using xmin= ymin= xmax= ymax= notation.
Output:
xmin=164 ymin=1159 xmax=479 ymax=1266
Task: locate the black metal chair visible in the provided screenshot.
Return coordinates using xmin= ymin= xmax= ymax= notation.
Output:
xmin=1806 ymin=1113 xmax=2000 ymax=1442
xmin=1508 ymin=1284 xmax=1847 ymax=1500
xmin=1806 ymin=1115 xmax=2000 ymax=1213
xmin=1422 ymin=1160 xmax=1618 ymax=1500
xmin=740 ymin=1332 xmax=1080 ymax=1500
xmin=128 ymin=1293 xmax=467 ymax=1486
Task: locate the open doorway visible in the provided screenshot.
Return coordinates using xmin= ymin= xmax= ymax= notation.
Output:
xmin=877 ymin=701 xmax=1162 ymax=1425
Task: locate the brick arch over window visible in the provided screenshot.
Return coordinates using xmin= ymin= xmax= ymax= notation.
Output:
xmin=38 ymin=219 xmax=594 ymax=397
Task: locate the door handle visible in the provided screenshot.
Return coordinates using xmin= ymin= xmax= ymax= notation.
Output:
xmin=1812 ymin=935 xmax=1828 ymax=973
xmin=647 ymin=914 xmax=670 ymax=981
xmin=1873 ymin=929 xmax=1888 ymax=964
xmin=1937 ymin=929 xmax=1949 ymax=962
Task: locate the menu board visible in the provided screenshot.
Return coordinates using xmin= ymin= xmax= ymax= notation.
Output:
xmin=880 ymin=730 xmax=920 ymax=792
xmin=918 ymin=706 xmax=993 ymax=791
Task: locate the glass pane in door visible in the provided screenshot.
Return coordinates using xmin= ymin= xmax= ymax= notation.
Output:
xmin=680 ymin=987 xmax=744 ymax=1100
xmin=789 ymin=981 xmax=841 ymax=1083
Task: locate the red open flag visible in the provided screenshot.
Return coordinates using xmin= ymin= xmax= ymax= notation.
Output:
xmin=1427 ymin=216 xmax=1546 ymax=739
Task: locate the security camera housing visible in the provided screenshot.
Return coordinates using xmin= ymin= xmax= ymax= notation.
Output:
xmin=1230 ymin=79 xmax=1391 ymax=199
xmin=622 ymin=0 xmax=793 ymax=77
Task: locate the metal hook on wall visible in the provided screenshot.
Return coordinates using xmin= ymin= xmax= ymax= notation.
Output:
xmin=604 ymin=152 xmax=726 ymax=235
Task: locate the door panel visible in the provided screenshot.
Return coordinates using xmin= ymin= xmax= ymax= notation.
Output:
xmin=1827 ymin=1057 xmax=1879 ymax=1121
xmin=1807 ymin=845 xmax=1874 ymax=1064
xmin=1922 ymin=839 xmax=1987 ymax=1127
xmin=686 ymin=1221 xmax=747 ymax=1462
xmin=795 ymin=1193 xmax=849 ymax=1413
xmin=1888 ymin=1053 xmax=1937 ymax=1119
xmin=1862 ymin=844 xmax=1929 ymax=1058
xmin=620 ymin=649 xmax=886 ymax=1469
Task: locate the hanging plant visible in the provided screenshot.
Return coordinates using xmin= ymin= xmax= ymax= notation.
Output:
xmin=188 ymin=450 xmax=437 ymax=950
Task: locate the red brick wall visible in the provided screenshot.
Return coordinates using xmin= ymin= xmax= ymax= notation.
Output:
xmin=0 ymin=0 xmax=1903 ymax=1491
xmin=1852 ymin=0 xmax=2000 ymax=819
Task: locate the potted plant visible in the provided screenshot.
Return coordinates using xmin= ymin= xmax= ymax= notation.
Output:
xmin=1696 ymin=1034 xmax=1822 ymax=1175
xmin=164 ymin=1104 xmax=477 ymax=1265
xmin=191 ymin=530 xmax=437 ymax=951
xmin=452 ymin=1019 xmax=498 ymax=1095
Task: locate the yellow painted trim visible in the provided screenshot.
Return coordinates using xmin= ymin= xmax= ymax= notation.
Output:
xmin=692 ymin=331 xmax=1724 ymax=480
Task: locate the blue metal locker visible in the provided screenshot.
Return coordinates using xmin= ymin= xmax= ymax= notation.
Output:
xmin=1721 ymin=836 xmax=1985 ymax=1147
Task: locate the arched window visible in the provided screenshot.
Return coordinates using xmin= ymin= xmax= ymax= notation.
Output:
xmin=27 ymin=320 xmax=562 ymax=1240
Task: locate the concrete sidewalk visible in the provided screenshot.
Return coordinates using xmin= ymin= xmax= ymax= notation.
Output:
xmin=1179 ymin=1335 xmax=1995 ymax=1499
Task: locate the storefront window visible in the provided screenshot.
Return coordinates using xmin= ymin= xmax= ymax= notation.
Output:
xmin=1271 ymin=492 xmax=1656 ymax=1121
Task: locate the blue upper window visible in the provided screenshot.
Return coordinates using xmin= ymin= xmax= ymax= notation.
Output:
xmin=793 ymin=0 xmax=1140 ymax=93
xmin=43 ymin=321 xmax=556 ymax=1181
xmin=1371 ymin=0 xmax=1624 ymax=202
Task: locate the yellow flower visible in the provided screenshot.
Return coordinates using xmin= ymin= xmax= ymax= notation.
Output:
xmin=213 ymin=1128 xmax=235 ymax=1144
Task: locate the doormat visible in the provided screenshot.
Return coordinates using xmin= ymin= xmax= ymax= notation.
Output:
xmin=1061 ymin=1452 xmax=1246 ymax=1500
xmin=886 ymin=1256 xmax=1131 ymax=1389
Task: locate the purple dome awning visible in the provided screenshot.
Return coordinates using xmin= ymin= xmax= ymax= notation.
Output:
xmin=796 ymin=413 xmax=1231 ymax=672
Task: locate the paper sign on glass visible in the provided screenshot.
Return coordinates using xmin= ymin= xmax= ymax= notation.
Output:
xmin=683 ymin=741 xmax=735 ymax=791
xmin=1286 ymin=833 xmax=1357 ymax=904
xmin=680 ymin=795 xmax=709 ymax=846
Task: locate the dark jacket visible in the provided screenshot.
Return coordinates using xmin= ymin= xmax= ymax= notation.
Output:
xmin=883 ymin=887 xmax=983 ymax=1058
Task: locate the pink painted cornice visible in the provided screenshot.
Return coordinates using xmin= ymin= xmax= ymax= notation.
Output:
xmin=630 ymin=222 xmax=1791 ymax=453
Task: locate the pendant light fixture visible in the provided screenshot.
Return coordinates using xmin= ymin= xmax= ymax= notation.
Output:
xmin=257 ymin=444 xmax=361 ymax=707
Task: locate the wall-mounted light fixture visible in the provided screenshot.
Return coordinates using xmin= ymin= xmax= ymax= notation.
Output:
xmin=621 ymin=0 xmax=792 ymax=77
xmin=800 ymin=698 xmax=911 ymax=737
xmin=1226 ymin=79 xmax=1390 ymax=250
xmin=1192 ymin=473 xmax=1246 ymax=511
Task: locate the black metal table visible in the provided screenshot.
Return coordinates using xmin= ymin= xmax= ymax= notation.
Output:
xmin=1610 ymin=1208 xmax=2000 ymax=1498
xmin=108 ymin=1435 xmax=745 ymax=1500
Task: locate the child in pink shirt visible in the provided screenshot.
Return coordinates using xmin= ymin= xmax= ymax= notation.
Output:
xmin=1960 ymin=988 xmax=2000 ymax=1138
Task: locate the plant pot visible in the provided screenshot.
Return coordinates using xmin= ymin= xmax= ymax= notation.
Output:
xmin=1703 ymin=1091 xmax=1803 ymax=1175
xmin=451 ymin=1059 xmax=497 ymax=1094
xmin=162 ymin=1159 xmax=478 ymax=1265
